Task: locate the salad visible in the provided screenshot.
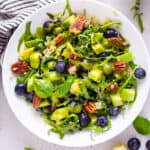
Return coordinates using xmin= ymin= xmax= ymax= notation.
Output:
xmin=11 ymin=0 xmax=146 ymax=138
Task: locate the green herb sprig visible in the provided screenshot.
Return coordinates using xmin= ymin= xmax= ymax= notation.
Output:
xmin=24 ymin=147 xmax=33 ymax=150
xmin=131 ymin=0 xmax=144 ymax=33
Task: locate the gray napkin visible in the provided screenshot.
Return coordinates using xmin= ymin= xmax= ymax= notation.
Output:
xmin=0 ymin=0 xmax=56 ymax=61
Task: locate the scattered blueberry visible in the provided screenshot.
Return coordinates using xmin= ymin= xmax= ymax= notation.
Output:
xmin=26 ymin=92 xmax=34 ymax=101
xmin=134 ymin=67 xmax=146 ymax=79
xmin=55 ymin=60 xmax=68 ymax=73
xmin=79 ymin=112 xmax=90 ymax=127
xmin=43 ymin=20 xmax=52 ymax=28
xmin=108 ymin=106 xmax=120 ymax=117
xmin=104 ymin=28 xmax=118 ymax=38
xmin=96 ymin=115 xmax=108 ymax=127
xmin=15 ymin=83 xmax=27 ymax=96
xmin=128 ymin=137 xmax=141 ymax=150
xmin=146 ymin=140 xmax=150 ymax=150
xmin=99 ymin=52 xmax=110 ymax=58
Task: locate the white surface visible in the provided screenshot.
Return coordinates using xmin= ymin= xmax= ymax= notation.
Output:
xmin=0 ymin=0 xmax=150 ymax=149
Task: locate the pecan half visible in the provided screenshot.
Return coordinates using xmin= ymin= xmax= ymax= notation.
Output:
xmin=33 ymin=94 xmax=41 ymax=108
xmin=108 ymin=37 xmax=125 ymax=49
xmin=70 ymin=15 xmax=86 ymax=34
xmin=11 ymin=61 xmax=29 ymax=74
xmin=84 ymin=101 xmax=96 ymax=113
xmin=114 ymin=60 xmax=128 ymax=73
xmin=107 ymin=82 xmax=118 ymax=92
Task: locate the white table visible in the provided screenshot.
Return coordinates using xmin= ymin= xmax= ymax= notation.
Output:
xmin=0 ymin=0 xmax=150 ymax=149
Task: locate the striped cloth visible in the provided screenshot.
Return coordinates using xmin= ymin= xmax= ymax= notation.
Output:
xmin=0 ymin=0 xmax=56 ymax=58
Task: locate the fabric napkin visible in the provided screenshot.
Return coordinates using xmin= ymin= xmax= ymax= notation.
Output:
xmin=0 ymin=0 xmax=56 ymax=61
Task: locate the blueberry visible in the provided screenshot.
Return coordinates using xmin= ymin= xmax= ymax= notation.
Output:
xmin=108 ymin=106 xmax=120 ymax=117
xmin=26 ymin=92 xmax=34 ymax=101
xmin=55 ymin=60 xmax=68 ymax=73
xmin=43 ymin=20 xmax=52 ymax=28
xmin=79 ymin=112 xmax=90 ymax=127
xmin=128 ymin=137 xmax=141 ymax=150
xmin=99 ymin=52 xmax=110 ymax=58
xmin=104 ymin=28 xmax=118 ymax=38
xmin=96 ymin=115 xmax=108 ymax=127
xmin=15 ymin=83 xmax=27 ymax=96
xmin=134 ymin=67 xmax=146 ymax=79
xmin=146 ymin=140 xmax=150 ymax=150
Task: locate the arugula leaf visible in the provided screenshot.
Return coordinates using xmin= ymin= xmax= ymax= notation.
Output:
xmin=17 ymin=70 xmax=35 ymax=83
xmin=100 ymin=21 xmax=121 ymax=30
xmin=34 ymin=27 xmax=44 ymax=39
xmin=133 ymin=116 xmax=150 ymax=135
xmin=24 ymin=21 xmax=32 ymax=41
xmin=46 ymin=12 xmax=54 ymax=20
xmin=63 ymin=0 xmax=73 ymax=16
xmin=24 ymin=39 xmax=44 ymax=48
xmin=131 ymin=0 xmax=144 ymax=33
xmin=17 ymin=33 xmax=25 ymax=52
xmin=33 ymin=79 xmax=53 ymax=98
xmin=137 ymin=13 xmax=144 ymax=33
xmin=17 ymin=21 xmax=32 ymax=52
xmin=55 ymin=76 xmax=75 ymax=98
xmin=50 ymin=114 xmax=79 ymax=138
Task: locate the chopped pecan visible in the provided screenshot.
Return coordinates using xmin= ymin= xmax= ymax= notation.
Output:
xmin=70 ymin=15 xmax=86 ymax=34
xmin=108 ymin=37 xmax=125 ymax=49
xmin=54 ymin=34 xmax=64 ymax=46
xmin=68 ymin=60 xmax=73 ymax=68
xmin=50 ymin=100 xmax=60 ymax=112
xmin=107 ymin=82 xmax=118 ymax=92
xmin=69 ymin=54 xmax=80 ymax=68
xmin=114 ymin=60 xmax=128 ymax=73
xmin=51 ymin=103 xmax=56 ymax=112
xmin=33 ymin=94 xmax=41 ymax=108
xmin=84 ymin=101 xmax=96 ymax=113
xmin=69 ymin=54 xmax=80 ymax=60
xmin=11 ymin=61 xmax=29 ymax=74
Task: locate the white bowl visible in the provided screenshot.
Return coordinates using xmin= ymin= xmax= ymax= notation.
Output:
xmin=2 ymin=0 xmax=150 ymax=147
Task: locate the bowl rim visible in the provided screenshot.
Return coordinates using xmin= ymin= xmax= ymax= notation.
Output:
xmin=2 ymin=0 xmax=150 ymax=147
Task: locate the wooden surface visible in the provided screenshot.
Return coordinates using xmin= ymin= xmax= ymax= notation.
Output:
xmin=0 ymin=0 xmax=150 ymax=149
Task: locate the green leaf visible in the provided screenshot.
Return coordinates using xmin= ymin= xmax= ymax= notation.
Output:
xmin=55 ymin=76 xmax=75 ymax=98
xmin=46 ymin=12 xmax=54 ymax=20
xmin=24 ymin=21 xmax=32 ymax=41
xmin=34 ymin=27 xmax=44 ymax=39
xmin=131 ymin=0 xmax=144 ymax=33
xmin=17 ymin=33 xmax=25 ymax=52
xmin=24 ymin=148 xmax=33 ymax=150
xmin=24 ymin=39 xmax=44 ymax=48
xmin=100 ymin=21 xmax=121 ymax=30
xmin=137 ymin=14 xmax=144 ymax=33
xmin=50 ymin=114 xmax=79 ymax=138
xmin=133 ymin=116 xmax=150 ymax=135
xmin=63 ymin=0 xmax=73 ymax=16
xmin=17 ymin=70 xmax=35 ymax=83
xmin=33 ymin=79 xmax=53 ymax=98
